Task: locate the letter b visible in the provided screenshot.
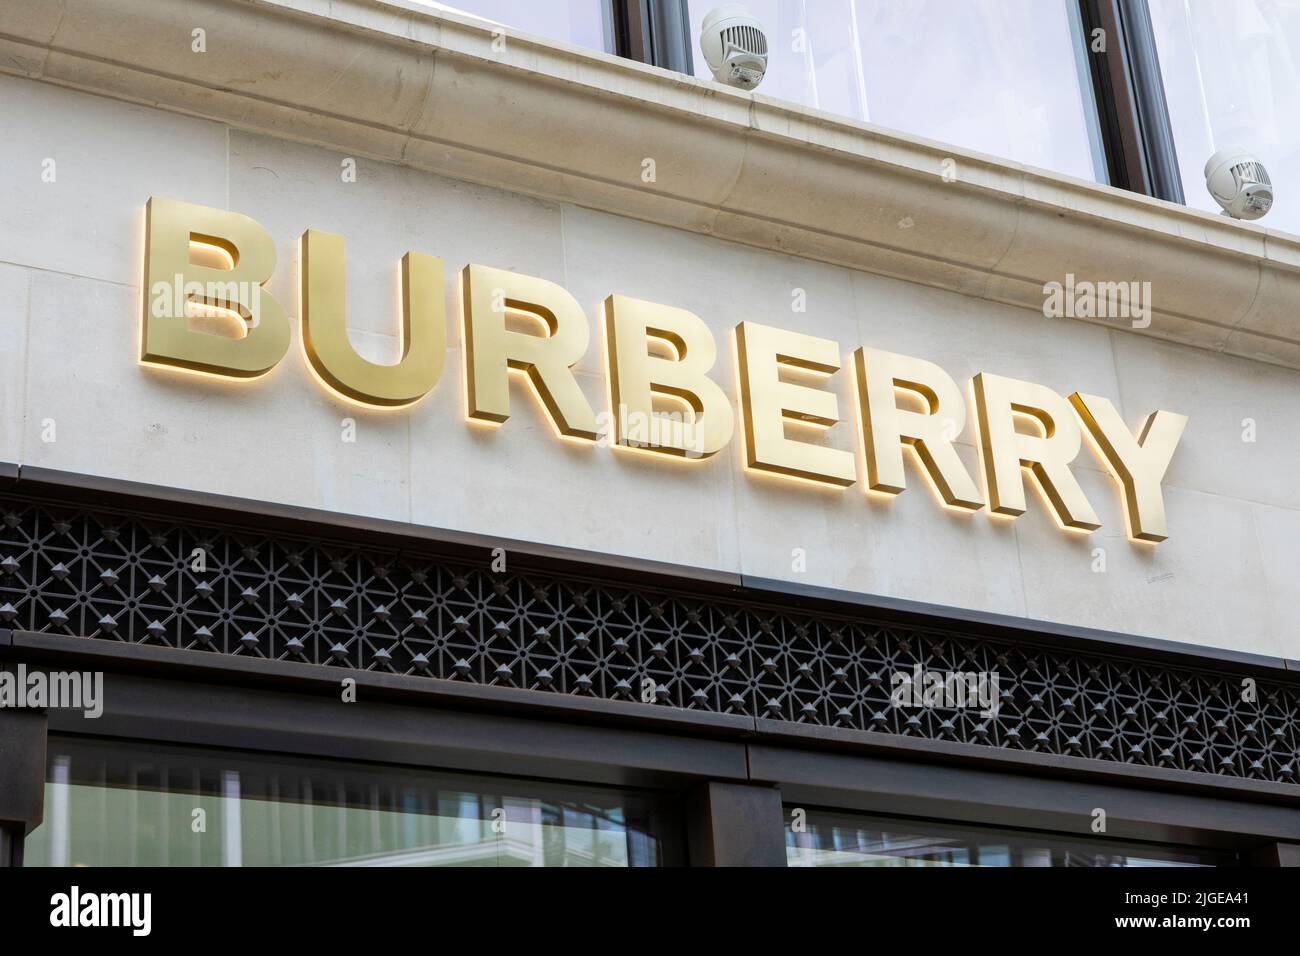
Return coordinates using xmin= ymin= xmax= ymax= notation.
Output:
xmin=141 ymin=196 xmax=289 ymax=377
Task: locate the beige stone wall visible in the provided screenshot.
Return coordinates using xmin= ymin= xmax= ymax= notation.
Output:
xmin=2 ymin=69 xmax=1297 ymax=659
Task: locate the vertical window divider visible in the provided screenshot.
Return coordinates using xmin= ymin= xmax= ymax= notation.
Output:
xmin=615 ymin=0 xmax=694 ymax=73
xmin=1079 ymin=0 xmax=1184 ymax=202
xmin=1116 ymin=0 xmax=1184 ymax=202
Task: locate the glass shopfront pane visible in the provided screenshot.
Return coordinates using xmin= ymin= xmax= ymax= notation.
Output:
xmin=1149 ymin=0 xmax=1300 ymax=233
xmin=407 ymin=1 xmax=614 ymax=53
xmin=786 ymin=808 xmax=1228 ymax=867
xmin=687 ymin=0 xmax=1108 ymax=182
xmin=24 ymin=737 xmax=680 ymax=867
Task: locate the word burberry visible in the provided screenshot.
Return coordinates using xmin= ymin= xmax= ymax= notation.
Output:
xmin=140 ymin=197 xmax=1188 ymax=544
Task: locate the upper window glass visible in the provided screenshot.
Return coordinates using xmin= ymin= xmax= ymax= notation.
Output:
xmin=686 ymin=0 xmax=1108 ymax=183
xmin=412 ymin=1 xmax=614 ymax=53
xmin=1149 ymin=0 xmax=1300 ymax=234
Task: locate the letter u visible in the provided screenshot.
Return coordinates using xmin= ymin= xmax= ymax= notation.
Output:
xmin=300 ymin=229 xmax=446 ymax=407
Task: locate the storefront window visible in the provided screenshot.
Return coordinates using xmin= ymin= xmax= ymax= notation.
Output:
xmin=408 ymin=1 xmax=615 ymax=53
xmin=786 ymin=808 xmax=1228 ymax=867
xmin=1149 ymin=0 xmax=1300 ymax=234
xmin=23 ymin=738 xmax=680 ymax=867
xmin=686 ymin=0 xmax=1109 ymax=183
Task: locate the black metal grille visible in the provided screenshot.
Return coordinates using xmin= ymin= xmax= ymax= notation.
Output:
xmin=2 ymin=492 xmax=1298 ymax=785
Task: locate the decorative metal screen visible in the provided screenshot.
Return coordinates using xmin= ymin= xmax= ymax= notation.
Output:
xmin=2 ymin=491 xmax=1297 ymax=785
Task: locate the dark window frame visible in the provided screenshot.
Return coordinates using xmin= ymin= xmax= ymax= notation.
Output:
xmin=1079 ymin=0 xmax=1184 ymax=201
xmin=613 ymin=0 xmax=694 ymax=74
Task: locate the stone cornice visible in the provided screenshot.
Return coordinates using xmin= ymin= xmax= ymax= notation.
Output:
xmin=3 ymin=0 xmax=1300 ymax=368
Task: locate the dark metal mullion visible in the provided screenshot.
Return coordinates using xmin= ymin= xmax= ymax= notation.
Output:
xmin=0 ymin=708 xmax=47 ymax=868
xmin=612 ymin=0 xmax=649 ymax=63
xmin=0 ymin=825 xmax=24 ymax=867
xmin=1116 ymin=0 xmax=1184 ymax=202
xmin=613 ymin=0 xmax=694 ymax=73
xmin=1079 ymin=0 xmax=1148 ymax=192
xmin=1078 ymin=0 xmax=1183 ymax=202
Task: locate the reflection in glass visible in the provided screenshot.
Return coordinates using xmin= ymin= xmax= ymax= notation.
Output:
xmin=1150 ymin=0 xmax=1300 ymax=234
xmin=407 ymin=1 xmax=614 ymax=53
xmin=24 ymin=738 xmax=679 ymax=867
xmin=687 ymin=0 xmax=1108 ymax=182
xmin=786 ymin=808 xmax=1226 ymax=867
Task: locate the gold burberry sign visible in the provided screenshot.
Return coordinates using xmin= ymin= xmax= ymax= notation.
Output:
xmin=140 ymin=197 xmax=1188 ymax=544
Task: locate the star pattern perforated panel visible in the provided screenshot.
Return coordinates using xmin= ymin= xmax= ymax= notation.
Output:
xmin=2 ymin=492 xmax=1298 ymax=784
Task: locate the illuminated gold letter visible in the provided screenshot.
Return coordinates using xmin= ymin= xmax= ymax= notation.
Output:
xmin=604 ymin=295 xmax=733 ymax=459
xmin=299 ymin=229 xmax=446 ymax=407
xmin=461 ymin=264 xmax=598 ymax=440
xmin=1070 ymin=393 xmax=1187 ymax=542
xmin=141 ymin=196 xmax=289 ymax=377
xmin=734 ymin=322 xmax=854 ymax=486
xmin=854 ymin=347 xmax=982 ymax=508
xmin=972 ymin=372 xmax=1100 ymax=531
